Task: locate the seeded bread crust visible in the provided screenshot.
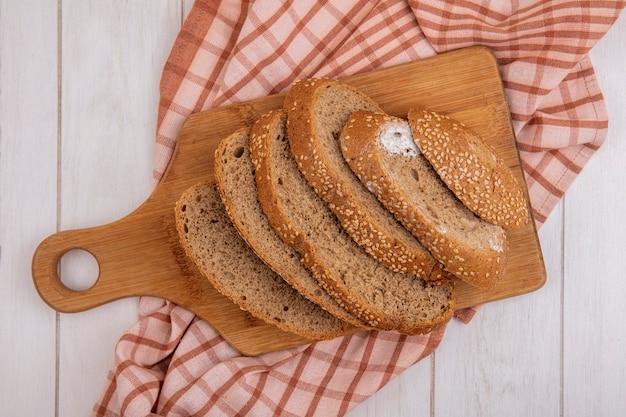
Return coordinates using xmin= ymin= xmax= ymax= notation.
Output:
xmin=175 ymin=181 xmax=349 ymax=341
xmin=408 ymin=108 xmax=529 ymax=230
xmin=340 ymin=111 xmax=508 ymax=289
xmin=250 ymin=109 xmax=455 ymax=335
xmin=283 ymin=78 xmax=449 ymax=282
xmin=214 ymin=127 xmax=364 ymax=328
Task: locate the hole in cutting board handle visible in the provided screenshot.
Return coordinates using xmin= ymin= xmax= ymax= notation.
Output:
xmin=58 ymin=249 xmax=100 ymax=291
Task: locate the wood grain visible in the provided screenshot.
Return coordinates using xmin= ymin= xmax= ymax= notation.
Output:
xmin=564 ymin=20 xmax=626 ymax=414
xmin=0 ymin=2 xmax=58 ymax=414
xmin=434 ymin=203 xmax=564 ymax=416
xmin=55 ymin=2 xmax=183 ymax=416
xmin=31 ymin=46 xmax=546 ymax=356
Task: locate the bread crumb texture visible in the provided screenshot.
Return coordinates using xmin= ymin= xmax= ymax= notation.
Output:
xmin=340 ymin=110 xmax=508 ymax=289
xmin=284 ymin=78 xmax=449 ymax=283
xmin=254 ymin=101 xmax=455 ymax=334
xmin=175 ymin=180 xmax=349 ymax=340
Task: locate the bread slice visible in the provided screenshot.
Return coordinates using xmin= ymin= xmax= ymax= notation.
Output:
xmin=408 ymin=108 xmax=529 ymax=230
xmin=250 ymin=109 xmax=455 ymax=335
xmin=283 ymin=78 xmax=450 ymax=283
xmin=214 ymin=126 xmax=365 ymax=328
xmin=174 ymin=180 xmax=350 ymax=340
xmin=340 ymin=111 xmax=508 ymax=289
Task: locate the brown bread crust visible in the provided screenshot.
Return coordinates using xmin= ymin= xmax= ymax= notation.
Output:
xmin=251 ymin=109 xmax=455 ymax=335
xmin=340 ymin=111 xmax=508 ymax=289
xmin=408 ymin=108 xmax=530 ymax=230
xmin=214 ymin=127 xmax=364 ymax=328
xmin=175 ymin=180 xmax=349 ymax=341
xmin=283 ymin=78 xmax=449 ymax=282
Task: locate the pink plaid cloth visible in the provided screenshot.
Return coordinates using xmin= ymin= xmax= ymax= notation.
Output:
xmin=93 ymin=1 xmax=625 ymax=416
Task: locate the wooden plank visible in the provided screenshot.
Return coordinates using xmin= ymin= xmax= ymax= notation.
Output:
xmin=564 ymin=14 xmax=626 ymax=416
xmin=56 ymin=1 xmax=182 ymax=416
xmin=32 ymin=46 xmax=546 ymax=356
xmin=0 ymin=1 xmax=58 ymax=416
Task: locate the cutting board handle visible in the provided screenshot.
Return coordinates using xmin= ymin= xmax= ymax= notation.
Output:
xmin=31 ymin=218 xmax=161 ymax=313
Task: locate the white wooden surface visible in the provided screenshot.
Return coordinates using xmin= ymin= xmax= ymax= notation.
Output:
xmin=1 ymin=2 xmax=624 ymax=416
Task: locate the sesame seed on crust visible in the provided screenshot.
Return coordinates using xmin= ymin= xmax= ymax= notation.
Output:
xmin=340 ymin=110 xmax=508 ymax=289
xmin=251 ymin=96 xmax=455 ymax=334
xmin=408 ymin=108 xmax=530 ymax=230
xmin=283 ymin=78 xmax=447 ymax=283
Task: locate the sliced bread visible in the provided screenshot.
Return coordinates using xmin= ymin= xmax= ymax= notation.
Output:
xmin=214 ymin=126 xmax=365 ymax=328
xmin=339 ymin=111 xmax=508 ymax=289
xmin=283 ymin=78 xmax=450 ymax=283
xmin=174 ymin=180 xmax=350 ymax=340
xmin=250 ymin=109 xmax=455 ymax=335
xmin=408 ymin=108 xmax=529 ymax=230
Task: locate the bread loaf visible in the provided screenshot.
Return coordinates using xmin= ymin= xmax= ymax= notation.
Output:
xmin=250 ymin=109 xmax=455 ymax=335
xmin=408 ymin=108 xmax=529 ymax=230
xmin=175 ymin=180 xmax=351 ymax=340
xmin=340 ymin=111 xmax=508 ymax=289
xmin=214 ymin=126 xmax=365 ymax=328
xmin=283 ymin=78 xmax=450 ymax=283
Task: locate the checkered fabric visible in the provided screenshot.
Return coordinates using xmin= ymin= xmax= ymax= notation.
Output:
xmin=92 ymin=1 xmax=625 ymax=416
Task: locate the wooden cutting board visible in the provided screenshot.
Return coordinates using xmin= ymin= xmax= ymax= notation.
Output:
xmin=32 ymin=46 xmax=546 ymax=356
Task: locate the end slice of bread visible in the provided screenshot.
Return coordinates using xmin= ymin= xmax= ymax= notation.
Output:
xmin=408 ymin=108 xmax=529 ymax=230
xmin=340 ymin=111 xmax=508 ymax=289
xmin=214 ymin=126 xmax=365 ymax=328
xmin=175 ymin=180 xmax=350 ymax=341
xmin=283 ymin=78 xmax=449 ymax=282
xmin=251 ymin=109 xmax=455 ymax=335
